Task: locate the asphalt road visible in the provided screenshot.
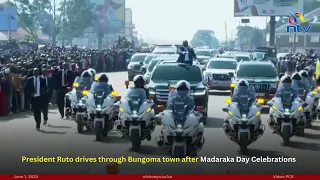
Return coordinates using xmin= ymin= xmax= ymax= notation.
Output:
xmin=1 ymin=71 xmax=320 ymax=174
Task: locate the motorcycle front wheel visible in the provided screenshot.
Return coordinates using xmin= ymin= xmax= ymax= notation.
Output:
xmin=131 ymin=129 xmax=141 ymax=151
xmin=76 ymin=114 xmax=84 ymax=133
xmin=95 ymin=121 xmax=103 ymax=141
xmin=239 ymin=132 xmax=249 ymax=155
xmin=282 ymin=125 xmax=291 ymax=146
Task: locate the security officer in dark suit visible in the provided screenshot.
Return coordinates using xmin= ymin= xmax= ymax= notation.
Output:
xmin=41 ymin=67 xmax=54 ymax=124
xmin=54 ymin=62 xmax=75 ymax=118
xmin=177 ymin=40 xmax=197 ymax=65
xmin=24 ymin=68 xmax=47 ymax=131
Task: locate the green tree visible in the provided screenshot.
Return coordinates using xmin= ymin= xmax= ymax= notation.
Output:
xmin=59 ymin=0 xmax=93 ymax=42
xmin=190 ymin=30 xmax=219 ymax=48
xmin=236 ymin=26 xmax=265 ymax=48
xmin=8 ymin=0 xmax=51 ymax=40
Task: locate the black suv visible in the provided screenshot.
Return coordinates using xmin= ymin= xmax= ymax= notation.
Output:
xmin=147 ymin=61 xmax=209 ymax=122
xmin=229 ymin=61 xmax=279 ymax=105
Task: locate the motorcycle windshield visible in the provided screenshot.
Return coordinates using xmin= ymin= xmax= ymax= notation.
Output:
xmin=292 ymin=80 xmax=307 ymax=96
xmin=169 ymin=90 xmax=194 ymax=121
xmin=237 ymin=95 xmax=251 ymax=115
xmin=233 ymin=84 xmax=255 ymax=115
xmin=124 ymin=88 xmax=147 ymax=114
xmin=281 ymin=91 xmax=293 ymax=108
xmin=90 ymin=82 xmax=111 ymax=105
xmin=75 ymin=77 xmax=92 ymax=100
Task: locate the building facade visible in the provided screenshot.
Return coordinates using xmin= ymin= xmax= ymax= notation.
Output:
xmin=274 ymin=7 xmax=320 ymax=53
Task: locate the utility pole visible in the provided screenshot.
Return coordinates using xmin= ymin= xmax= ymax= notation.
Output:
xmin=269 ymin=16 xmax=276 ymax=46
xmin=292 ymin=32 xmax=297 ymax=53
xmin=225 ymin=21 xmax=228 ymax=45
xmin=8 ymin=9 xmax=11 ymax=40
xmin=52 ymin=0 xmax=56 ymax=45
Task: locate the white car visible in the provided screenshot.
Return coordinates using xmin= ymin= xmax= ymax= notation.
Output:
xmin=204 ymin=58 xmax=237 ymax=90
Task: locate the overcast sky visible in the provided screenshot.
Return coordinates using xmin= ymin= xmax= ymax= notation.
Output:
xmin=0 ymin=0 xmax=267 ymax=42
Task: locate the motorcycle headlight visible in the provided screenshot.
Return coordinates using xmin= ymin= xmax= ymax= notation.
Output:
xmin=297 ymin=106 xmax=303 ymax=111
xmin=119 ymin=107 xmax=124 ymax=112
xmin=255 ymin=111 xmax=261 ymax=116
xmin=311 ymin=90 xmax=317 ymax=95
xmin=96 ymin=108 xmax=102 ymax=113
xmin=230 ymin=83 xmax=236 ymax=88
xmin=272 ymin=106 xmax=277 ymax=110
xmin=146 ymin=107 xmax=151 ymax=112
xmin=228 ymin=111 xmax=233 ymax=116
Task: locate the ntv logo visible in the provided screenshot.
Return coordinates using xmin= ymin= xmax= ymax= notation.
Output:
xmin=286 ymin=11 xmax=312 ymax=33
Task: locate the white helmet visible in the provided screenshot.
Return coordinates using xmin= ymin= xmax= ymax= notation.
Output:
xmin=88 ymin=68 xmax=96 ymax=77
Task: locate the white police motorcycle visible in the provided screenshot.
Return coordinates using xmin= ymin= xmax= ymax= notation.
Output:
xmin=222 ymin=87 xmax=264 ymax=154
xmin=65 ymin=77 xmax=92 ymax=133
xmin=115 ymin=87 xmax=155 ymax=151
xmin=267 ymin=93 xmax=306 ymax=146
xmin=154 ymin=91 xmax=205 ymax=158
xmin=86 ymin=82 xmax=120 ymax=141
xmin=296 ymin=87 xmax=318 ymax=127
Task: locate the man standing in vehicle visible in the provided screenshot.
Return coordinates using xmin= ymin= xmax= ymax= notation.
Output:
xmin=177 ymin=40 xmax=197 ymax=65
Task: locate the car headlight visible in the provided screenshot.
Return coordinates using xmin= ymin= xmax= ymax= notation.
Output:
xmin=207 ymin=75 xmax=213 ymax=82
xmin=192 ymin=90 xmax=206 ymax=96
xmin=127 ymin=64 xmax=134 ymax=69
xmin=149 ymin=89 xmax=155 ymax=95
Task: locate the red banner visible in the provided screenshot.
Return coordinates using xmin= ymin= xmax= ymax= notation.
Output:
xmin=1 ymin=175 xmax=319 ymax=180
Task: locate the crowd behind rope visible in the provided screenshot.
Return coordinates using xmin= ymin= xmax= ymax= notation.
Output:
xmin=0 ymin=40 xmax=153 ymax=116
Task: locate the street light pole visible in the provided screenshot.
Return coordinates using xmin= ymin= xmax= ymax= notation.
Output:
xmin=52 ymin=0 xmax=56 ymax=45
xmin=8 ymin=9 xmax=11 ymax=40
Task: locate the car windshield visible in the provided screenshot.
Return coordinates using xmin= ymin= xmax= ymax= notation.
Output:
xmin=196 ymin=50 xmax=211 ymax=56
xmin=131 ymin=55 xmax=147 ymax=62
xmin=207 ymin=60 xmax=237 ymax=69
xmin=211 ymin=50 xmax=218 ymax=55
xmin=144 ymin=55 xmax=157 ymax=65
xmin=236 ymin=56 xmax=250 ymax=62
xmin=148 ymin=60 xmax=160 ymax=72
xmin=153 ymin=51 xmax=175 ymax=54
xmin=253 ymin=52 xmax=265 ymax=59
xmin=151 ymin=65 xmax=202 ymax=83
xmin=237 ymin=64 xmax=277 ymax=78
